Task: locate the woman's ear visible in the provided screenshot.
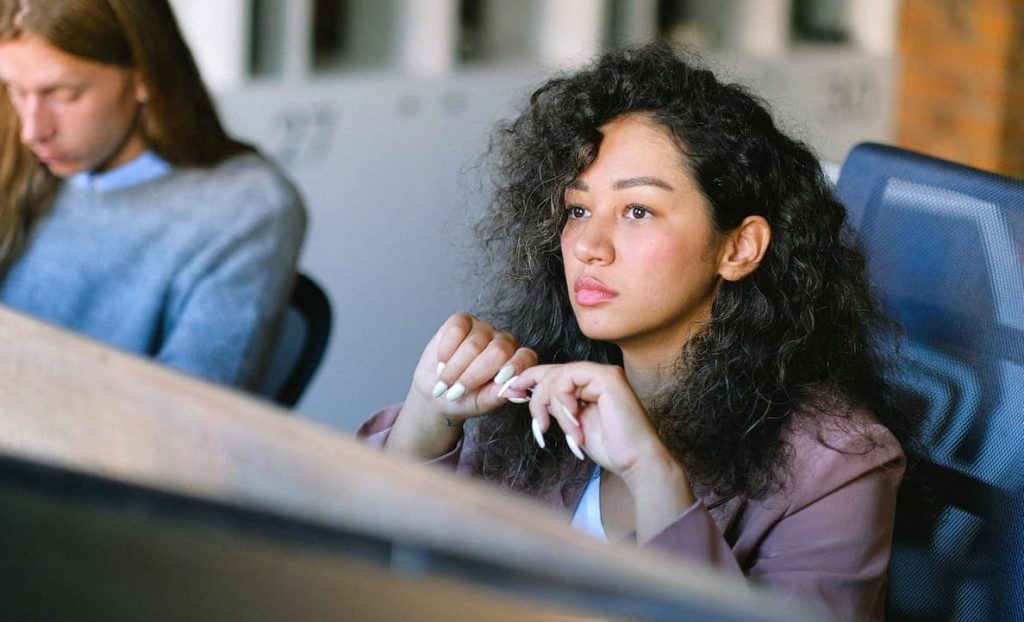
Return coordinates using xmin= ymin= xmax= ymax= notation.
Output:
xmin=717 ymin=216 xmax=771 ymax=282
xmin=134 ymin=74 xmax=149 ymax=105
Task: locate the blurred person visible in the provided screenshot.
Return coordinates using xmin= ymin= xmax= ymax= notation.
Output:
xmin=0 ymin=0 xmax=305 ymax=389
xmin=361 ymin=44 xmax=917 ymax=620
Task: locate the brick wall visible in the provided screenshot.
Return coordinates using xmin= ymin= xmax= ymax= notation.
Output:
xmin=897 ymin=0 xmax=1024 ymax=177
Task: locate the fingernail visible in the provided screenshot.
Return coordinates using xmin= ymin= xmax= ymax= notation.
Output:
xmin=436 ymin=361 xmax=446 ymax=376
xmin=565 ymin=434 xmax=585 ymax=461
xmin=497 ymin=375 xmax=519 ymax=398
xmin=560 ymin=402 xmax=580 ymax=427
xmin=531 ymin=418 xmax=546 ymax=449
xmin=431 ymin=381 xmax=448 ymax=398
xmin=551 ymin=397 xmax=579 ymax=428
xmin=508 ymin=397 xmax=530 ymax=404
xmin=493 ymin=364 xmax=516 ymax=386
xmin=444 ymin=382 xmax=466 ymax=401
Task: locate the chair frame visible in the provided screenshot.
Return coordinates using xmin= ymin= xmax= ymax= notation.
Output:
xmin=273 ymin=273 xmax=332 ymax=407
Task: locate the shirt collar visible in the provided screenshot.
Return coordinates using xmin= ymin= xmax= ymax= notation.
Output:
xmin=68 ymin=151 xmax=172 ymax=193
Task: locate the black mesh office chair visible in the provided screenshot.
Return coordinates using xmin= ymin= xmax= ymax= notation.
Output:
xmin=991 ymin=475 xmax=1024 ymax=620
xmin=835 ymin=143 xmax=1024 ymax=622
xmin=258 ymin=272 xmax=332 ymax=407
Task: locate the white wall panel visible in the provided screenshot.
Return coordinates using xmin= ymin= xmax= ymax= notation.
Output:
xmin=169 ymin=0 xmax=250 ymax=89
xmin=218 ymin=70 xmax=544 ymax=431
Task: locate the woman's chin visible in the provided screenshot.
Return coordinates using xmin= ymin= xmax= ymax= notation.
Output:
xmin=576 ymin=322 xmax=625 ymax=344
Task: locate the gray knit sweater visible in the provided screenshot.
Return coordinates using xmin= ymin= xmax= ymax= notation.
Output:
xmin=0 ymin=153 xmax=306 ymax=390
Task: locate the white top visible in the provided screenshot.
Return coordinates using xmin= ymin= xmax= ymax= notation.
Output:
xmin=570 ymin=466 xmax=607 ymax=541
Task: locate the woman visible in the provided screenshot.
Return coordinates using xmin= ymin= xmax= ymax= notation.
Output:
xmin=0 ymin=0 xmax=305 ymax=389
xmin=361 ymin=44 xmax=913 ymax=620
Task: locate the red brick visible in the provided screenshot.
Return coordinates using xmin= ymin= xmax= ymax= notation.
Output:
xmin=896 ymin=0 xmax=1024 ymax=175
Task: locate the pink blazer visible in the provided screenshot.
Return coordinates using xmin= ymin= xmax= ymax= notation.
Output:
xmin=359 ymin=404 xmax=904 ymax=621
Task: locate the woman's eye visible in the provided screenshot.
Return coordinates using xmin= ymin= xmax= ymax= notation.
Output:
xmin=54 ymin=88 xmax=81 ymax=103
xmin=627 ymin=205 xmax=650 ymax=219
xmin=567 ymin=205 xmax=588 ymax=219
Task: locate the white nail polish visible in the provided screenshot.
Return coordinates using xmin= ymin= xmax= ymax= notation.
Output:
xmin=493 ymin=364 xmax=516 ymax=386
xmin=444 ymin=382 xmax=466 ymax=401
xmin=531 ymin=418 xmax=546 ymax=449
xmin=508 ymin=397 xmax=530 ymax=404
xmin=560 ymin=402 xmax=580 ymax=427
xmin=565 ymin=434 xmax=585 ymax=461
xmin=436 ymin=361 xmax=446 ymax=376
xmin=431 ymin=381 xmax=448 ymax=398
xmin=498 ymin=375 xmax=519 ymax=398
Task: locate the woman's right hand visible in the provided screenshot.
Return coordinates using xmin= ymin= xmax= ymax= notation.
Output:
xmin=385 ymin=313 xmax=537 ymax=459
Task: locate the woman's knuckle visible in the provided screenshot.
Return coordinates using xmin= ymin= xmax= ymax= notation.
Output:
xmin=492 ymin=332 xmax=517 ymax=350
xmin=465 ymin=334 xmax=490 ymax=351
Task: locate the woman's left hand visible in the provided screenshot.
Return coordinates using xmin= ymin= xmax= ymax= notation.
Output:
xmin=511 ymin=362 xmax=696 ymax=542
xmin=512 ymin=362 xmax=665 ymax=481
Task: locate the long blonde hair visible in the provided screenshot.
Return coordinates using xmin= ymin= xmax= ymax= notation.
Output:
xmin=0 ymin=0 xmax=253 ymax=267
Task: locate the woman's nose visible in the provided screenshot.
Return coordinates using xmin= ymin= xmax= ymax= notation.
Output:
xmin=19 ymin=98 xmax=56 ymax=146
xmin=570 ymin=217 xmax=614 ymax=265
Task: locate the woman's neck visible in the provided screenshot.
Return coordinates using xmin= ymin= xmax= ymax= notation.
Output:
xmin=616 ymin=318 xmax=707 ymax=406
xmin=621 ymin=350 xmax=675 ymax=408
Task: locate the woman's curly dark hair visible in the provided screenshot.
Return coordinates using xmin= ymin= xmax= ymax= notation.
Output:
xmin=468 ymin=43 xmax=914 ymax=502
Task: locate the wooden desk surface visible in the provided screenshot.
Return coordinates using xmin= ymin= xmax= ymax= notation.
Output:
xmin=0 ymin=306 xmax=826 ymax=621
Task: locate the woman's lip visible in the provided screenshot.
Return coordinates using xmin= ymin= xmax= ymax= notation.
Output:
xmin=34 ymin=151 xmax=65 ymax=164
xmin=573 ymin=276 xmax=617 ymax=305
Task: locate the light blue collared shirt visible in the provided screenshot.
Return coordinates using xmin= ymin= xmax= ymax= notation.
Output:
xmin=68 ymin=150 xmax=172 ymax=193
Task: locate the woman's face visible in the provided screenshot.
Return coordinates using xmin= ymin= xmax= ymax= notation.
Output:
xmin=0 ymin=32 xmax=147 ymax=177
xmin=561 ymin=114 xmax=729 ymax=363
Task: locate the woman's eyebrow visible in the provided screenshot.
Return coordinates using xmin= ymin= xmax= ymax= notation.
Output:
xmin=567 ymin=176 xmax=675 ymax=192
xmin=613 ymin=176 xmax=674 ymax=191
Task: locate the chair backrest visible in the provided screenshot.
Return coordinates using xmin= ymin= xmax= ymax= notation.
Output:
xmin=258 ymin=272 xmax=332 ymax=407
xmin=991 ymin=477 xmax=1024 ymax=619
xmin=834 ymin=143 xmax=1024 ymax=622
